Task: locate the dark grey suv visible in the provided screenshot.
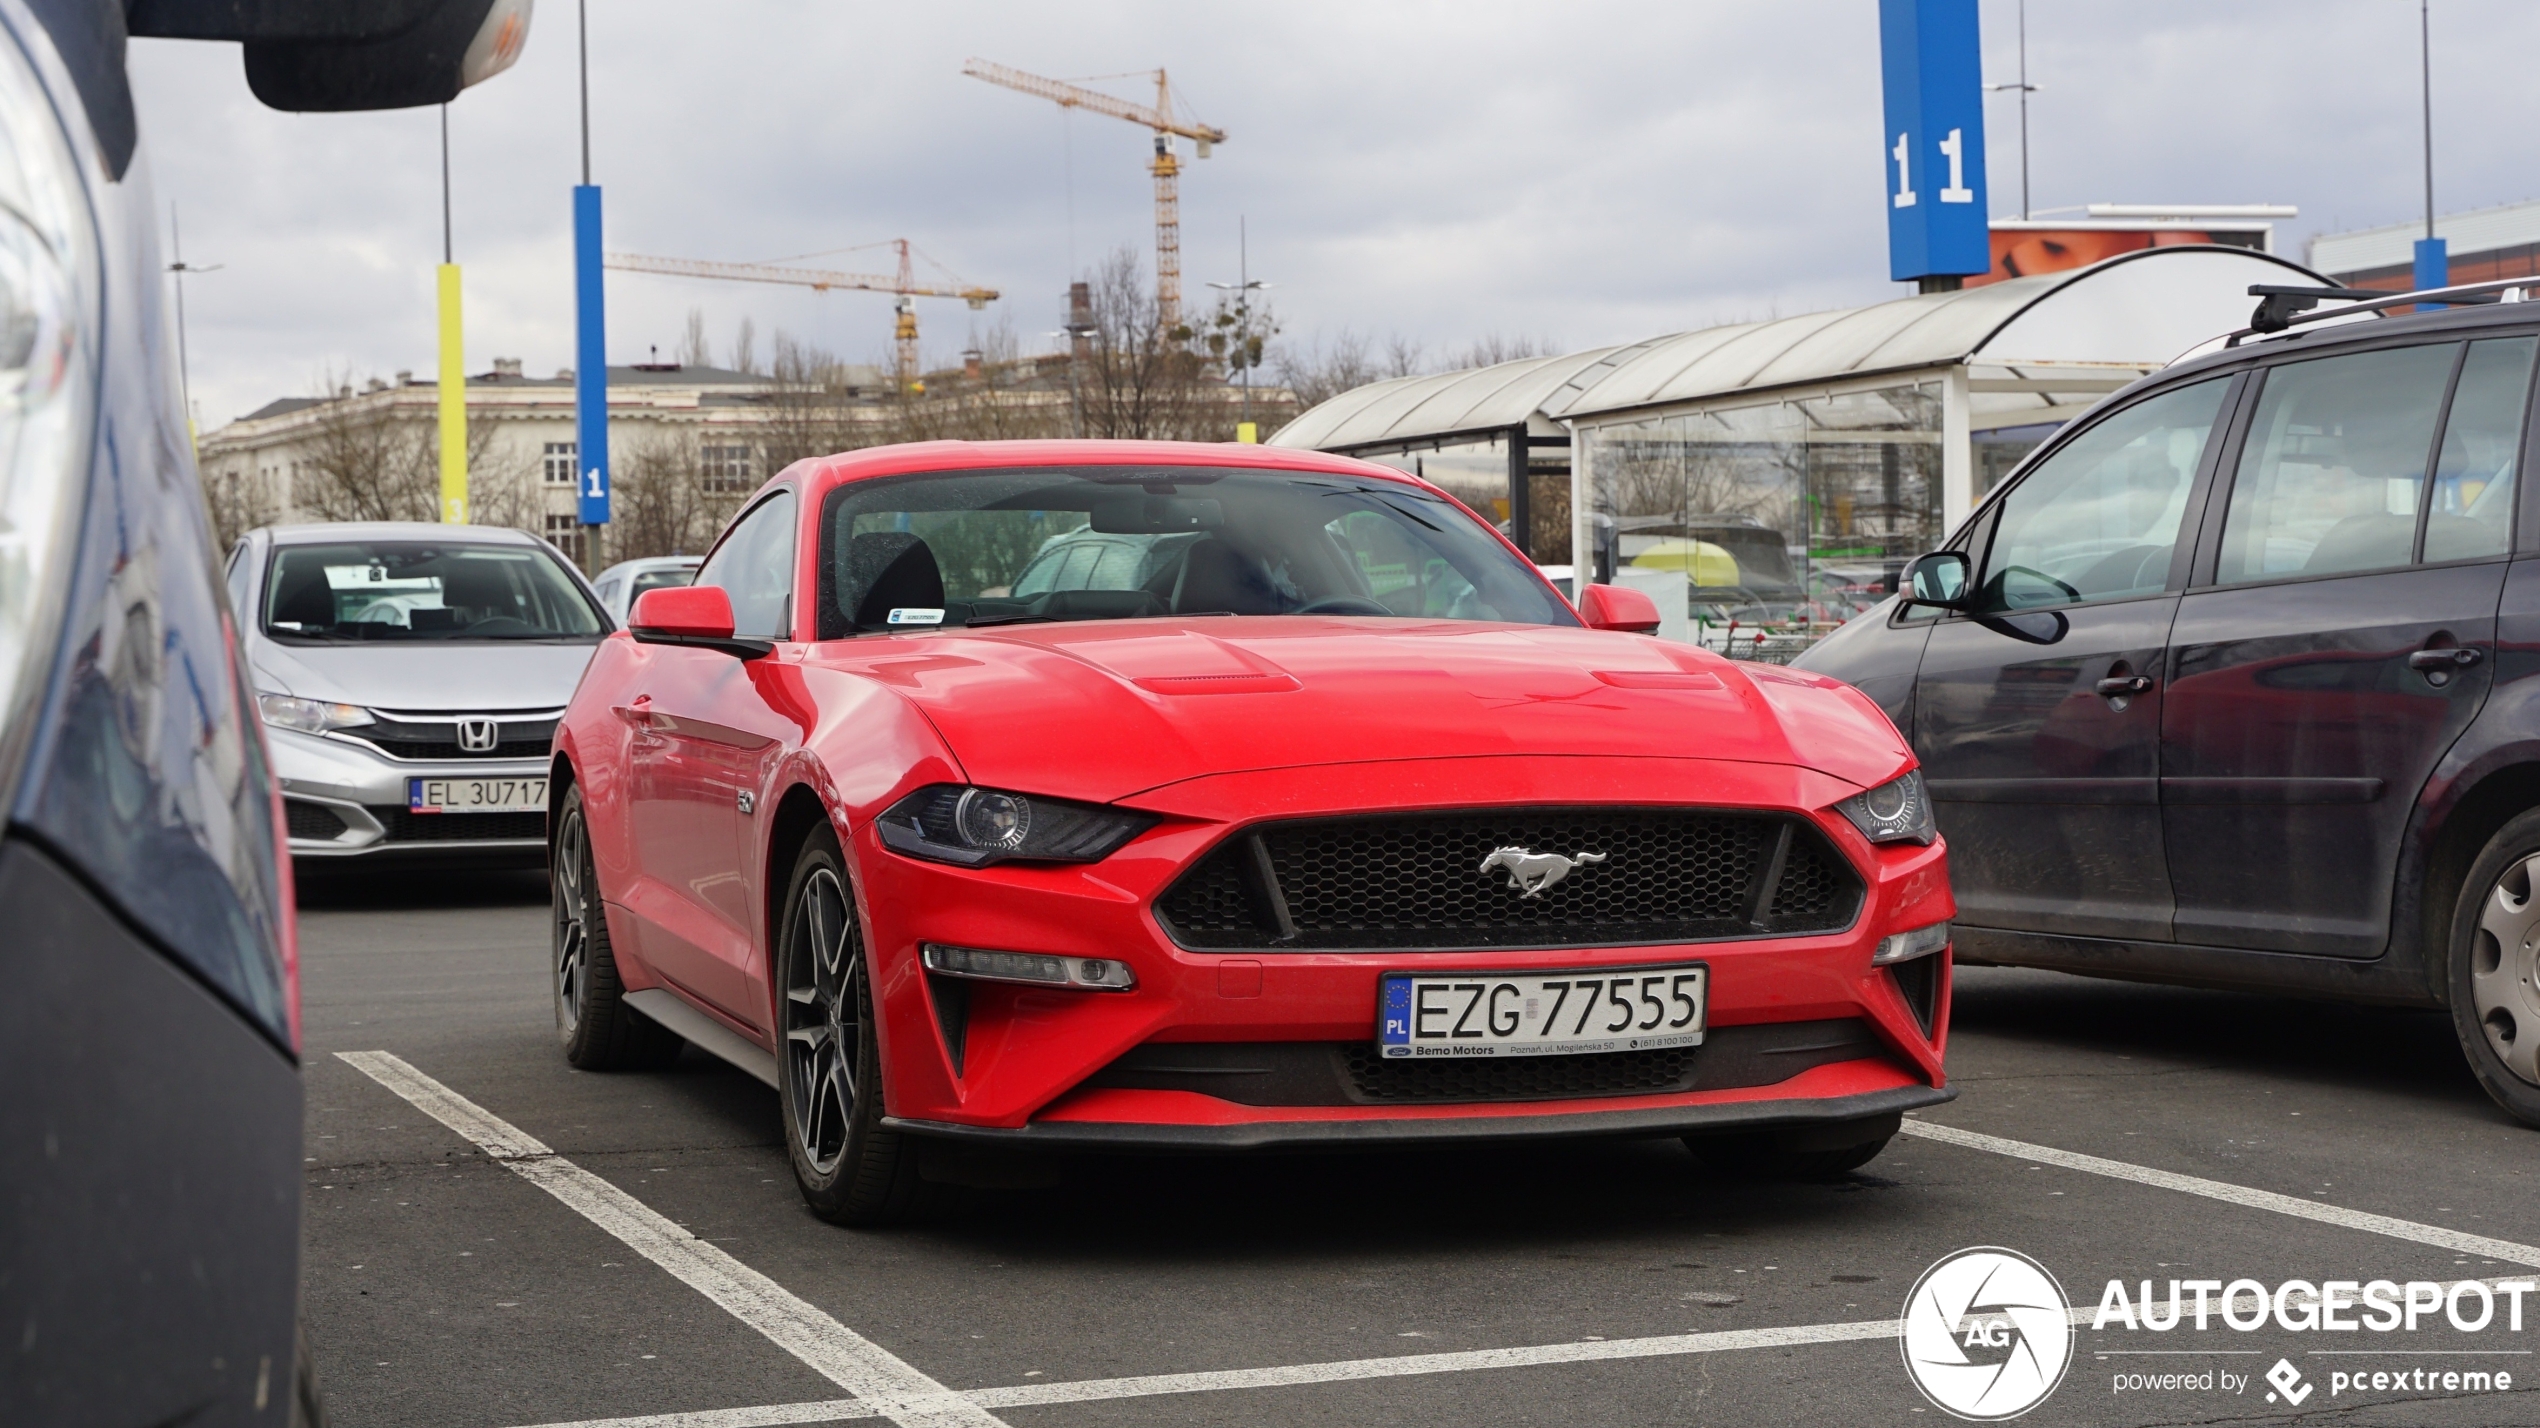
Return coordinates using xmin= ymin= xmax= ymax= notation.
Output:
xmin=1799 ymin=280 xmax=2540 ymax=1129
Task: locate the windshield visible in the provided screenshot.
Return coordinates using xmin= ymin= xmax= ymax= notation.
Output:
xmin=816 ymin=465 xmax=1575 ymax=638
xmin=262 ymin=541 xmax=606 ymax=642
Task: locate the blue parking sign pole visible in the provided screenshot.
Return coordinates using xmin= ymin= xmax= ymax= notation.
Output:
xmin=573 ymin=184 xmax=610 ymax=537
xmin=1879 ymin=0 xmax=1990 ymax=285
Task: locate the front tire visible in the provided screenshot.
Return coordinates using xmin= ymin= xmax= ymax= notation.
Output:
xmin=2448 ymin=811 xmax=2540 ymax=1127
xmin=553 ymin=783 xmax=683 ymax=1070
xmin=777 ymin=829 xmax=927 ymax=1225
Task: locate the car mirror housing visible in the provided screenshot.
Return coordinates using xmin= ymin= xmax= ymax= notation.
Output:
xmin=1575 ymin=583 xmax=1663 ymax=634
xmin=1902 ymin=551 xmax=1972 ymax=610
xmin=128 ymin=0 xmax=535 ymax=112
xmin=629 ymin=586 xmax=770 ymax=660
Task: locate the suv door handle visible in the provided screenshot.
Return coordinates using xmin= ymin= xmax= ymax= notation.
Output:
xmin=2095 ymin=675 xmax=2155 ymax=698
xmin=2407 ymin=647 xmax=2484 ymax=671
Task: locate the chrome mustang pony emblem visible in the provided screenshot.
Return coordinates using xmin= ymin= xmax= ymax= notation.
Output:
xmin=1480 ymin=846 xmax=1608 ymax=899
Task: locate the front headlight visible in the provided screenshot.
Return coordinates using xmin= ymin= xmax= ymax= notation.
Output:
xmin=256 ymin=693 xmax=375 ymax=735
xmin=0 ymin=22 xmax=101 ymax=797
xmin=876 ymin=783 xmax=1153 ymax=867
xmin=1835 ymin=770 xmax=1936 ymax=846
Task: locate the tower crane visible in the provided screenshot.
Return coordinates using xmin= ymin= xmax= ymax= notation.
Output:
xmin=603 ymin=240 xmax=998 ymax=393
xmin=962 ymin=59 xmax=1225 ymax=334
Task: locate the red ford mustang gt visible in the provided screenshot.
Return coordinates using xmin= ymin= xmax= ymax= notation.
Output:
xmin=548 ymin=440 xmax=1954 ymax=1224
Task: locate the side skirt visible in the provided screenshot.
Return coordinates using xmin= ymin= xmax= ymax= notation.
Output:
xmin=624 ymin=988 xmax=780 ymax=1087
xmin=1953 ymin=925 xmax=2442 ymax=1009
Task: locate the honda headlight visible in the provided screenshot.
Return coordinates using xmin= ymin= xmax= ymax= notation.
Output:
xmin=0 ymin=23 xmax=100 ymax=796
xmin=1835 ymin=770 xmax=1936 ymax=846
xmin=256 ymin=693 xmax=375 ymax=735
xmin=876 ymin=784 xmax=1153 ymax=867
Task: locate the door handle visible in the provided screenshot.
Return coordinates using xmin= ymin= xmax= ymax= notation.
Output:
xmin=2095 ymin=675 xmax=2155 ymax=698
xmin=2407 ymin=647 xmax=2483 ymax=671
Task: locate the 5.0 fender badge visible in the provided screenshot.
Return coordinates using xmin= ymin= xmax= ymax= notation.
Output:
xmin=1480 ymin=846 xmax=1607 ymax=899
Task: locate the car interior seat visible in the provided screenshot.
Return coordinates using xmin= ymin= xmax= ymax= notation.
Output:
xmin=847 ymin=532 xmax=945 ymax=627
xmin=1170 ymin=538 xmax=1283 ymax=615
xmin=269 ymin=567 xmax=338 ymax=628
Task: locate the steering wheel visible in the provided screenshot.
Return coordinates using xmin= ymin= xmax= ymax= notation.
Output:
xmin=1295 ymin=595 xmax=1394 ymax=616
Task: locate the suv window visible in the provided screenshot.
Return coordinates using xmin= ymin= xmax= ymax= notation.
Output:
xmin=2427 ymin=337 xmax=2537 ymax=563
xmin=1976 ymin=377 xmax=2227 ymax=612
xmin=698 ymin=491 xmax=798 ymax=638
xmin=2212 ymin=340 xmax=2536 ymax=584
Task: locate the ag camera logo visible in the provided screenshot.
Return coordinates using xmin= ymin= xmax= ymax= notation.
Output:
xmin=1902 ymin=1247 xmax=2074 ymax=1420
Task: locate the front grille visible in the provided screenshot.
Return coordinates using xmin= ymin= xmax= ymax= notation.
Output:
xmin=1080 ymin=1019 xmax=1889 ymax=1106
xmin=369 ymin=806 xmax=547 ymax=843
xmin=346 ymin=715 xmax=558 ymax=761
xmin=284 ymin=799 xmax=348 ymax=841
xmin=1154 ymin=808 xmax=1862 ymax=951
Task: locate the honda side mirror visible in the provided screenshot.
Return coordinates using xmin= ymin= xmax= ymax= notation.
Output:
xmin=1902 ymin=552 xmax=1972 ymax=610
xmin=1575 ymin=583 xmax=1663 ymax=634
xmin=629 ymin=585 xmax=770 ymax=660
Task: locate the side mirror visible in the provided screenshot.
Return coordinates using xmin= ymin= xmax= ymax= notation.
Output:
xmin=129 ymin=0 xmax=537 ymax=112
xmin=630 ymin=586 xmax=771 ymax=660
xmin=1575 ymin=583 xmax=1663 ymax=634
xmin=1902 ymin=552 xmax=1972 ymax=610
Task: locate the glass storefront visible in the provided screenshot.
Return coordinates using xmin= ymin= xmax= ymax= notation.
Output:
xmin=1583 ymin=382 xmax=1944 ymax=649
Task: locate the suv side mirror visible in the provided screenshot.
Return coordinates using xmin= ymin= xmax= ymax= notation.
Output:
xmin=1575 ymin=583 xmax=1663 ymax=634
xmin=1902 ymin=552 xmax=1972 ymax=610
xmin=630 ymin=586 xmax=771 ymax=660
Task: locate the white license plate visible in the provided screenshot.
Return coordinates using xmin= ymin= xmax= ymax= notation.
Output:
xmin=407 ymin=776 xmax=547 ymax=814
xmin=1376 ymin=964 xmax=1707 ymax=1059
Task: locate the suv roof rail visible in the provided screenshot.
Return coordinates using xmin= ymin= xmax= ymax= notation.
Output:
xmin=2230 ymin=278 xmax=2534 ymax=345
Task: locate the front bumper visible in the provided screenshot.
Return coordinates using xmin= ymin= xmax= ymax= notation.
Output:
xmin=267 ymin=724 xmax=547 ymax=862
xmin=850 ymin=754 xmax=1957 ymax=1139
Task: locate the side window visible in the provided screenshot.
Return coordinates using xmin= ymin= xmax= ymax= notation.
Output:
xmin=2426 ymin=336 xmax=2537 ymax=563
xmin=225 ymin=542 xmax=253 ymax=615
xmin=697 ymin=491 xmax=798 ymax=638
xmin=1977 ymin=377 xmax=2227 ymax=612
xmin=2216 ymin=343 xmax=2458 ymax=584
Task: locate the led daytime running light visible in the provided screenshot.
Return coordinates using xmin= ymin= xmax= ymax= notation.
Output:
xmin=922 ymin=942 xmax=1136 ymax=991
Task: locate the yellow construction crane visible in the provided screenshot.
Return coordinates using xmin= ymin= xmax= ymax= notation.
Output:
xmin=604 ymin=240 xmax=998 ymax=393
xmin=962 ymin=59 xmax=1225 ymax=334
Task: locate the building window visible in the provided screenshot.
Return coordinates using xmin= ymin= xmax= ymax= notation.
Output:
xmin=544 ymin=441 xmax=579 ymax=486
xmin=544 ymin=512 xmax=585 ymax=563
xmin=700 ymin=443 xmax=754 ymax=493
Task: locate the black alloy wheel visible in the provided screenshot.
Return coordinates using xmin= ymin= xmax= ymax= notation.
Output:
xmin=552 ymin=783 xmax=683 ymax=1070
xmin=777 ymin=830 xmax=926 ymax=1224
xmin=2449 ymin=810 xmax=2540 ymax=1127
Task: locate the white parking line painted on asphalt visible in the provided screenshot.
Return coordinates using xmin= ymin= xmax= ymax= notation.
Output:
xmin=333 ymin=1051 xmax=1010 ymax=1428
xmin=1899 ymin=1119 xmax=2540 ymax=1266
xmin=498 ymin=1316 xmax=1906 ymax=1428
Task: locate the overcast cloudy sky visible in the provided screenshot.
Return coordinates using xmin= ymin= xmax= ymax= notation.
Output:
xmin=128 ymin=1 xmax=2540 ymax=430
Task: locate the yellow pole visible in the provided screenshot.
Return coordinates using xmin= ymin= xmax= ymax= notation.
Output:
xmin=1235 ymin=421 xmax=1258 ymax=444
xmin=438 ymin=262 xmax=468 ymax=523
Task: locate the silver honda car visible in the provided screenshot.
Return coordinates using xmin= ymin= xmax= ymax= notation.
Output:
xmin=228 ymin=522 xmax=611 ymax=866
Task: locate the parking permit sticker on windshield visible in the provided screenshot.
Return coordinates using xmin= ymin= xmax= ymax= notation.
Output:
xmin=887 ymin=608 xmax=945 ymax=626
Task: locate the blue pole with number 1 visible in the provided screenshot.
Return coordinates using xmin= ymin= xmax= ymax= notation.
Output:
xmin=574 ymin=184 xmax=609 ymax=531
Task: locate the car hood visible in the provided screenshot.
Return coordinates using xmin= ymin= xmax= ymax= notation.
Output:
xmin=249 ymin=639 xmax=602 ymax=712
xmin=824 ymin=617 xmax=1911 ymax=804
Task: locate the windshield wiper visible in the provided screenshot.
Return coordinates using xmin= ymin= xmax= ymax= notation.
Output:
xmin=959 ymin=614 xmax=1056 ymax=628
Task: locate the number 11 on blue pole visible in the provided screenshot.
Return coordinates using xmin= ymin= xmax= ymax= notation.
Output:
xmin=1879 ymin=0 xmax=1989 ymax=282
xmin=574 ymin=183 xmax=610 ymax=527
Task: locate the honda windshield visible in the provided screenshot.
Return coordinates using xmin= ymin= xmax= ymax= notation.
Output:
xmin=816 ymin=465 xmax=1576 ymax=637
xmin=262 ymin=541 xmax=605 ymax=642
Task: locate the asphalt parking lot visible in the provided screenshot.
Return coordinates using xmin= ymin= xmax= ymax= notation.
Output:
xmin=298 ymin=870 xmax=2540 ymax=1427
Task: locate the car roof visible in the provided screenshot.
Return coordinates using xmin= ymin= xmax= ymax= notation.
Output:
xmin=2166 ymin=294 xmax=2540 ymax=384
xmin=787 ymin=438 xmax=1435 ymax=490
xmin=258 ymin=522 xmax=546 ymax=547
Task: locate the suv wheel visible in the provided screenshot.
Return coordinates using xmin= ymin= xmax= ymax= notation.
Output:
xmin=777 ymin=830 xmax=927 ymax=1225
xmin=2449 ymin=810 xmax=2540 ymax=1126
xmin=553 ymin=784 xmax=683 ymax=1070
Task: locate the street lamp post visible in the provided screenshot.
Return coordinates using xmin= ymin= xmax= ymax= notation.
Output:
xmin=1205 ymin=216 xmax=1270 ymax=443
xmin=1985 ymin=0 xmax=2040 ymax=220
xmin=165 ymin=205 xmax=220 ymax=445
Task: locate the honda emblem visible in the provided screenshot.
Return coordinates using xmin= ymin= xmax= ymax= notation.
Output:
xmin=456 ymin=718 xmax=499 ymax=753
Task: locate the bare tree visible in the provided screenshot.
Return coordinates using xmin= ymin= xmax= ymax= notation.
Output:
xmin=874 ymin=317 xmax=1071 ymax=445
xmin=731 ymin=317 xmax=759 ymax=375
xmin=1075 ymin=246 xmax=1231 ymax=441
xmin=202 ymin=462 xmax=276 ymax=552
xmin=293 ymin=373 xmax=514 ymax=527
xmin=1449 ymin=333 xmax=1549 ymax=370
xmin=677 ymin=308 xmax=713 ymax=368
xmin=1275 ymin=330 xmax=1382 ymax=410
xmin=609 ymin=428 xmax=727 ymax=559
xmin=753 ymin=332 xmax=875 ymax=472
